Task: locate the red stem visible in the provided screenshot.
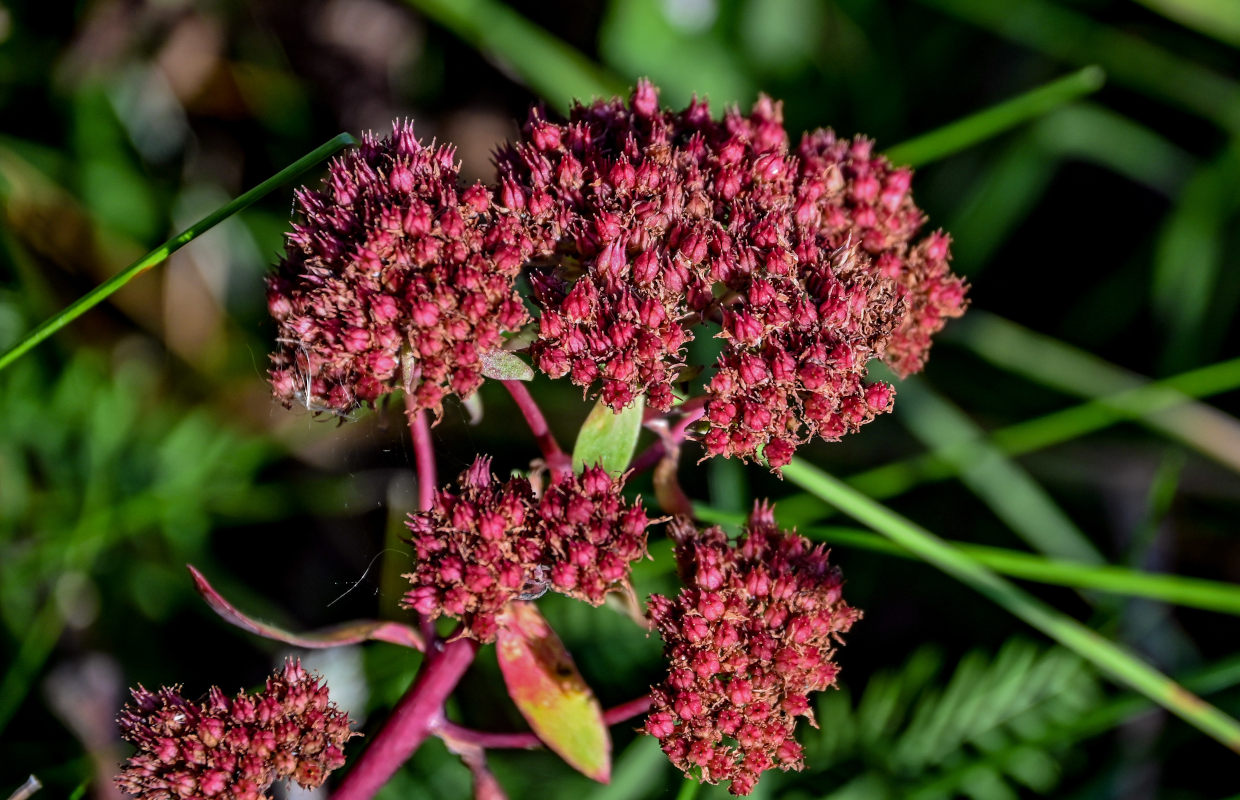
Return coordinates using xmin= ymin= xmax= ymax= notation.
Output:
xmin=405 ymin=397 xmax=436 ymax=512
xmin=331 ymin=637 xmax=479 ymax=800
xmin=631 ymin=399 xmax=707 ymax=474
xmin=431 ymin=694 xmax=654 ymax=750
xmin=502 ymin=380 xmax=573 ymax=475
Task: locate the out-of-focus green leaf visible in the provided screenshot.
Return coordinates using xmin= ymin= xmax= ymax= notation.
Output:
xmin=599 ymin=0 xmax=756 ymax=108
xmin=951 ymin=312 xmax=1240 ymax=474
xmin=1151 ymin=141 xmax=1240 ymax=371
xmin=572 ymin=395 xmax=645 ymax=477
xmin=405 ymin=0 xmax=625 ymax=108
xmin=886 ymin=66 xmax=1104 ymax=167
xmin=921 ymin=0 xmax=1240 ymax=134
xmin=1134 ymin=0 xmax=1240 ymax=48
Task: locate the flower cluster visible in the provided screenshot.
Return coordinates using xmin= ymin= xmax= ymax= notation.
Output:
xmin=497 ymin=80 xmax=966 ymax=466
xmin=268 ymin=122 xmax=531 ymax=416
xmin=403 ymin=457 xmax=652 ymax=641
xmin=645 ymin=505 xmax=861 ymax=795
xmin=115 ymin=660 xmax=356 ymax=800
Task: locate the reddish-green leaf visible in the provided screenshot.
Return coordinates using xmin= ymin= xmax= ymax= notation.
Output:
xmin=572 ymin=395 xmax=645 ymax=477
xmin=188 ymin=565 xmax=424 ymax=651
xmin=495 ymin=602 xmax=611 ymax=782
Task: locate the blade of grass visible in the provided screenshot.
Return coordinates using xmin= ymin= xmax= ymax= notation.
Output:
xmin=1152 ymin=141 xmax=1240 ymax=371
xmin=693 ymin=507 xmax=1240 ymax=616
xmin=885 ymin=66 xmax=1104 ymax=167
xmin=780 ymin=456 xmax=1240 ymax=753
xmin=921 ymin=0 xmax=1240 ymax=134
xmin=1133 ymin=0 xmax=1240 ymax=49
xmin=404 ymin=0 xmax=627 ymax=108
xmin=887 ymin=373 xmax=1103 ymax=563
xmin=949 ymin=312 xmax=1240 ymax=474
xmin=773 ymin=354 xmax=1240 ymax=527
xmin=947 ymin=105 xmax=1193 ymax=275
xmin=0 ymin=133 xmax=357 ymax=374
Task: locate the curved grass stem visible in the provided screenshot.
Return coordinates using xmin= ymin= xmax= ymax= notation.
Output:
xmin=0 ymin=133 xmax=357 ymax=373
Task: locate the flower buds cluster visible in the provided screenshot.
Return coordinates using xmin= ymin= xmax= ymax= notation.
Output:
xmin=645 ymin=505 xmax=860 ymax=795
xmin=268 ymin=122 xmax=531 ymax=416
xmin=498 ymin=80 xmax=966 ymax=466
xmin=403 ymin=457 xmax=652 ymax=641
xmin=115 ymin=660 xmax=356 ymax=800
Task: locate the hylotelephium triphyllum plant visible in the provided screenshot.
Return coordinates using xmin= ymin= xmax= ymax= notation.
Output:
xmin=113 ymin=79 xmax=966 ymax=799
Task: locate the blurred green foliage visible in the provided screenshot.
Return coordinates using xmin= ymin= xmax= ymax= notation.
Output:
xmin=2 ymin=0 xmax=1240 ymax=798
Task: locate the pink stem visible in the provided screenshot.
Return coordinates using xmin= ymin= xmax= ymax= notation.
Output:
xmin=502 ymin=380 xmax=573 ymax=475
xmin=431 ymin=694 xmax=654 ymax=750
xmin=331 ymin=637 xmax=479 ymax=800
xmin=405 ymin=397 xmax=436 ymax=512
xmin=631 ymin=399 xmax=708 ymax=474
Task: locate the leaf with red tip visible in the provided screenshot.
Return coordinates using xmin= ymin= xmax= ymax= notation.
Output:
xmin=188 ymin=565 xmax=424 ymax=651
xmin=495 ymin=602 xmax=610 ymax=782
xmin=480 ymin=349 xmax=534 ymax=381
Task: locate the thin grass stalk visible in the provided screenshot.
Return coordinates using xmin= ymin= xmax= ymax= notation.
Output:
xmin=781 ymin=456 xmax=1240 ymax=753
xmin=0 ymin=133 xmax=357 ymax=373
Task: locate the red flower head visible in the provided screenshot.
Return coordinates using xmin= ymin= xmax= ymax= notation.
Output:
xmin=645 ymin=505 xmax=860 ymax=795
xmin=115 ymin=659 xmax=357 ymax=800
xmin=268 ymin=121 xmax=532 ymax=417
xmin=498 ymin=80 xmax=966 ymax=467
xmin=403 ymin=457 xmax=653 ymax=642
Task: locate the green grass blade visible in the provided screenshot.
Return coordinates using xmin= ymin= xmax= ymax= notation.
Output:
xmin=0 ymin=133 xmax=357 ymax=374
xmin=885 ymin=66 xmax=1104 ymax=167
xmin=889 ymin=374 xmax=1103 ymax=563
xmin=773 ymin=354 xmax=1240 ymax=527
xmin=950 ymin=312 xmax=1240 ymax=473
xmin=780 ymin=457 xmax=1240 ymax=754
xmin=404 ymin=0 xmax=627 ymax=108
xmin=1134 ymin=0 xmax=1240 ymax=48
xmin=921 ymin=0 xmax=1240 ymax=134
xmin=693 ymin=507 xmax=1240 ymax=616
xmin=1152 ymin=141 xmax=1240 ymax=371
xmin=947 ymin=105 xmax=1193 ymax=275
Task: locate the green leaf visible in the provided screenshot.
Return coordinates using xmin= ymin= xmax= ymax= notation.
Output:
xmin=572 ymin=395 xmax=645 ymax=477
xmin=479 ymin=349 xmax=534 ymax=381
xmin=496 ymin=602 xmax=610 ymax=782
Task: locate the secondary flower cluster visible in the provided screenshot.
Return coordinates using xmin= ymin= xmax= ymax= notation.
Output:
xmin=498 ymin=80 xmax=967 ymax=466
xmin=115 ymin=660 xmax=355 ymax=800
xmin=268 ymin=124 xmax=531 ymax=416
xmin=645 ymin=506 xmax=860 ymax=795
xmin=403 ymin=457 xmax=652 ymax=641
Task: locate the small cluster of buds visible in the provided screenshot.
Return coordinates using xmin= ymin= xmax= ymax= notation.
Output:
xmin=497 ymin=80 xmax=966 ymax=466
xmin=115 ymin=660 xmax=356 ymax=800
xmin=268 ymin=122 xmax=531 ymax=416
xmin=645 ymin=506 xmax=860 ymax=795
xmin=403 ymin=457 xmax=652 ymax=641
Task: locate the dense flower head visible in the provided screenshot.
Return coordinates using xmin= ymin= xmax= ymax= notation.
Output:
xmin=403 ymin=457 xmax=653 ymax=642
xmin=115 ymin=660 xmax=356 ymax=800
xmin=645 ymin=505 xmax=861 ymax=795
xmin=268 ymin=121 xmax=532 ymax=416
xmin=497 ymin=79 xmax=966 ymax=466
